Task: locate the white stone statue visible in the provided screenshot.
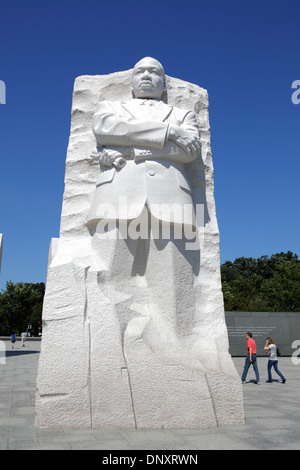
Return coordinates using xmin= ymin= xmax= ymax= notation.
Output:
xmin=88 ymin=57 xmax=200 ymax=228
xmin=35 ymin=58 xmax=244 ymax=429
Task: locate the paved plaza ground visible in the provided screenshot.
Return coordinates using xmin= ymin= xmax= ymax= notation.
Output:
xmin=0 ymin=339 xmax=299 ymax=450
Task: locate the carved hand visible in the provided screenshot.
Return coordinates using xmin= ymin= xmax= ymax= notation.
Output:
xmin=168 ymin=125 xmax=201 ymax=160
xmin=99 ymin=149 xmax=127 ymax=169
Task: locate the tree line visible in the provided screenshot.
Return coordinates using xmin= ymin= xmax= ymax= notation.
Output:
xmin=221 ymin=251 xmax=300 ymax=312
xmin=0 ymin=251 xmax=299 ymax=335
xmin=0 ymin=281 xmax=44 ymax=336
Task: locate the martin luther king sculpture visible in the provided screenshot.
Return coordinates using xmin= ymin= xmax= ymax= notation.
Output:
xmin=35 ymin=57 xmax=244 ymax=429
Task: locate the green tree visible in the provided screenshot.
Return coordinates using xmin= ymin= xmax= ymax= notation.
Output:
xmin=262 ymin=259 xmax=300 ymax=311
xmin=0 ymin=281 xmax=45 ymax=335
xmin=221 ymin=252 xmax=300 ymax=312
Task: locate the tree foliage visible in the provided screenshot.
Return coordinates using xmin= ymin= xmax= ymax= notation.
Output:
xmin=0 ymin=281 xmax=45 ymax=335
xmin=0 ymin=251 xmax=298 ymax=334
xmin=221 ymin=251 xmax=300 ymax=312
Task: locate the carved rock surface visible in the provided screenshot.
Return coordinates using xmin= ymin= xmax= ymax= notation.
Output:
xmin=35 ymin=70 xmax=244 ymax=428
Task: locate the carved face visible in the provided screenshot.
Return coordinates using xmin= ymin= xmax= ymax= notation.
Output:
xmin=132 ymin=57 xmax=165 ymax=100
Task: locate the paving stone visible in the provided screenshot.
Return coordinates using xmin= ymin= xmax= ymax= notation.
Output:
xmin=1 ymin=340 xmax=300 ymax=450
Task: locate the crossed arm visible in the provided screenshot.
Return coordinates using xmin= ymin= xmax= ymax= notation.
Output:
xmin=92 ymin=101 xmax=201 ymax=168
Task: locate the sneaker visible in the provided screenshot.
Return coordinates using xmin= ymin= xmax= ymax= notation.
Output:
xmin=282 ymin=379 xmax=286 ymax=384
xmin=254 ymin=381 xmax=260 ymax=385
xmin=266 ymin=380 xmax=272 ymax=383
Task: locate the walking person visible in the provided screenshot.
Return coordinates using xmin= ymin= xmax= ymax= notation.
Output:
xmin=20 ymin=331 xmax=27 ymax=347
xmin=264 ymin=337 xmax=286 ymax=383
xmin=10 ymin=332 xmax=16 ymax=349
xmin=241 ymin=332 xmax=260 ymax=384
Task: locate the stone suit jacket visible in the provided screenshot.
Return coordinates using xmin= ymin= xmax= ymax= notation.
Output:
xmin=87 ymin=99 xmax=200 ymax=227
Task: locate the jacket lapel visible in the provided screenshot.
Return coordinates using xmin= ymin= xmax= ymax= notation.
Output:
xmin=122 ymin=100 xmax=145 ymax=119
xmin=151 ymin=101 xmax=173 ymax=122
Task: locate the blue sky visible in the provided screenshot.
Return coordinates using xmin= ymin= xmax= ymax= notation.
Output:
xmin=0 ymin=0 xmax=299 ymax=290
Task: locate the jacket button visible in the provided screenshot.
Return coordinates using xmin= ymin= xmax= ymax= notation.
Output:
xmin=148 ymin=169 xmax=155 ymax=176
